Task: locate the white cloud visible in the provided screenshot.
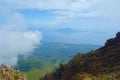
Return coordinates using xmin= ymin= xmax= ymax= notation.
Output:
xmin=96 ymin=0 xmax=120 ymax=26
xmin=1 ymin=0 xmax=119 ymax=28
xmin=0 ymin=0 xmax=91 ymax=10
xmin=0 ymin=30 xmax=42 ymax=65
xmin=0 ymin=0 xmax=120 ymax=48
xmin=0 ymin=4 xmax=42 ymax=65
xmin=0 ymin=0 xmax=100 ymax=25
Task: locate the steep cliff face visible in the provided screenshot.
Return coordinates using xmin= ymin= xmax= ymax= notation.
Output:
xmin=0 ymin=63 xmax=26 ymax=80
xmin=41 ymin=32 xmax=120 ymax=80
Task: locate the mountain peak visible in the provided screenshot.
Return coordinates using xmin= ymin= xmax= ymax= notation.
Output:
xmin=116 ymin=32 xmax=120 ymax=38
xmin=105 ymin=32 xmax=120 ymax=47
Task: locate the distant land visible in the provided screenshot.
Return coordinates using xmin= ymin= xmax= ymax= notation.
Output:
xmin=15 ymin=42 xmax=101 ymax=80
xmin=32 ymin=42 xmax=102 ymax=58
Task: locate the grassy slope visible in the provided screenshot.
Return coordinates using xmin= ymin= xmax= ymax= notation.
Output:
xmin=26 ymin=61 xmax=60 ymax=80
xmin=15 ymin=42 xmax=101 ymax=80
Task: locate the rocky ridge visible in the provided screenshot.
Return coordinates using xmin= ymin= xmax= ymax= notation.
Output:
xmin=0 ymin=63 xmax=26 ymax=80
xmin=41 ymin=32 xmax=120 ymax=80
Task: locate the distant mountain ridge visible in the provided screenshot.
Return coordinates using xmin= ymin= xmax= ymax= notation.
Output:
xmin=32 ymin=42 xmax=101 ymax=58
xmin=41 ymin=32 xmax=120 ymax=80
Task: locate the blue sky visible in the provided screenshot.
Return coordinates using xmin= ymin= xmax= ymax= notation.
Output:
xmin=0 ymin=0 xmax=120 ymax=65
xmin=0 ymin=0 xmax=120 ymax=45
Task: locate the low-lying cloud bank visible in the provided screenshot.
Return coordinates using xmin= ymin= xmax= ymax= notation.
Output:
xmin=0 ymin=30 xmax=42 ymax=65
xmin=0 ymin=5 xmax=42 ymax=65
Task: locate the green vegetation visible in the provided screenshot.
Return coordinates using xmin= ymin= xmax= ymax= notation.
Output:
xmin=14 ymin=76 xmax=19 ymax=80
xmin=15 ymin=56 xmax=42 ymax=72
xmin=25 ymin=60 xmax=63 ymax=80
xmin=15 ymin=42 xmax=100 ymax=80
xmin=16 ymin=56 xmax=69 ymax=80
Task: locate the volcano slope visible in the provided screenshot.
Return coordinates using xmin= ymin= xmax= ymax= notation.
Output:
xmin=41 ymin=32 xmax=120 ymax=80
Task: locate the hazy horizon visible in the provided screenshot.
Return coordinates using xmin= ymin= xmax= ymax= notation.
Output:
xmin=0 ymin=0 xmax=120 ymax=64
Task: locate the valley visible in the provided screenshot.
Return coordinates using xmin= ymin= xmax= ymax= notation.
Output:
xmin=15 ymin=42 xmax=100 ymax=80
